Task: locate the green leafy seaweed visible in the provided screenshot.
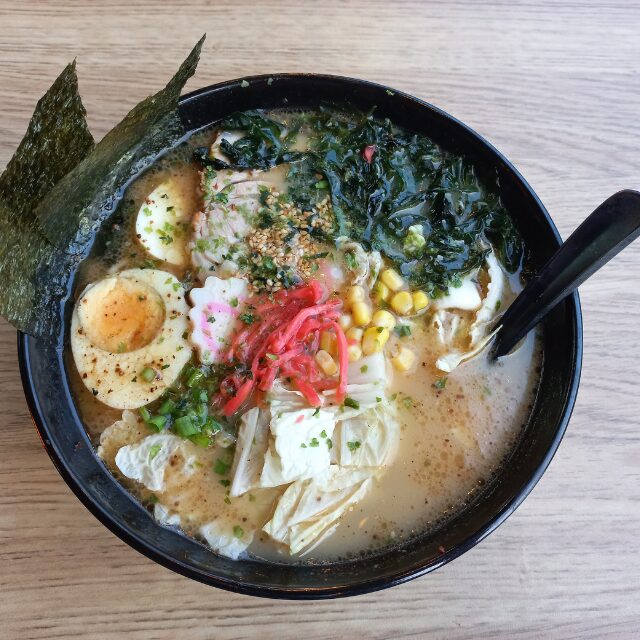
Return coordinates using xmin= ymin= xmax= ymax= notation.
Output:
xmin=204 ymin=106 xmax=525 ymax=297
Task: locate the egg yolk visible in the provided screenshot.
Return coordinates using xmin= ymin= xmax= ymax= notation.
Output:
xmin=78 ymin=277 xmax=165 ymax=353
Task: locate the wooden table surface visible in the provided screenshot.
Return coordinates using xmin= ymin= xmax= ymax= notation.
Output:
xmin=1 ymin=1 xmax=639 ymax=638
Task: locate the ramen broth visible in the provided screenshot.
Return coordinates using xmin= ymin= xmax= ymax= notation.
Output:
xmin=69 ymin=109 xmax=541 ymax=563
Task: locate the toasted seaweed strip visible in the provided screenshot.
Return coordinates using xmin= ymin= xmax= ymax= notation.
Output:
xmin=0 ymin=61 xmax=95 ymax=232
xmin=0 ymin=36 xmax=205 ymax=337
xmin=36 ymin=35 xmax=205 ymax=253
xmin=0 ymin=62 xmax=94 ymax=335
xmin=0 ymin=203 xmax=58 ymax=336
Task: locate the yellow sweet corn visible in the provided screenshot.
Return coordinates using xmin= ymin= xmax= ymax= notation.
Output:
xmin=320 ymin=330 xmax=337 ymax=355
xmin=338 ymin=313 xmax=353 ymax=331
xmin=372 ymin=280 xmax=390 ymax=303
xmin=315 ymin=350 xmax=338 ymax=376
xmin=391 ymin=346 xmax=416 ymax=372
xmin=345 ymin=327 xmax=364 ymax=344
xmin=380 ymin=268 xmax=404 ymax=291
xmin=390 ymin=290 xmax=413 ymax=315
xmin=351 ymin=301 xmax=372 ymax=326
xmin=372 ymin=309 xmax=396 ymax=332
xmin=412 ymin=290 xmax=430 ymax=312
xmin=362 ymin=326 xmax=390 ymax=355
xmin=347 ymin=344 xmax=363 ymax=362
xmin=346 ymin=285 xmax=365 ymax=306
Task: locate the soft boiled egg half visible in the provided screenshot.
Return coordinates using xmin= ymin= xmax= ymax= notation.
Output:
xmin=71 ymin=268 xmax=191 ymax=409
xmin=135 ymin=179 xmax=195 ymax=268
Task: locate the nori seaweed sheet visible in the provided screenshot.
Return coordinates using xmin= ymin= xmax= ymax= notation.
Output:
xmin=36 ymin=36 xmax=204 ymax=252
xmin=0 ymin=37 xmax=205 ymax=337
xmin=0 ymin=62 xmax=94 ymax=336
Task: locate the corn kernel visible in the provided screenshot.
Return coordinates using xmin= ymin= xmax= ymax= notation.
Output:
xmin=345 ymin=327 xmax=364 ymax=345
xmin=372 ymin=280 xmax=390 ymax=303
xmin=352 ymin=301 xmax=372 ymax=326
xmin=320 ymin=330 xmax=337 ymax=355
xmin=372 ymin=309 xmax=396 ymax=332
xmin=346 ymin=285 xmax=366 ymax=306
xmin=362 ymin=326 xmax=390 ymax=355
xmin=380 ymin=268 xmax=404 ymax=291
xmin=338 ymin=313 xmax=353 ymax=331
xmin=347 ymin=344 xmax=363 ymax=362
xmin=390 ymin=290 xmax=413 ymax=315
xmin=315 ymin=350 xmax=338 ymax=376
xmin=391 ymin=346 xmax=416 ymax=372
xmin=412 ymin=290 xmax=430 ymax=312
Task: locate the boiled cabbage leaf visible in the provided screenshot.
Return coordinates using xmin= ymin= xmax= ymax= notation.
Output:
xmin=262 ymin=466 xmax=372 ymax=555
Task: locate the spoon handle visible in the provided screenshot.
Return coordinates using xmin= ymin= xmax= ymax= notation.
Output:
xmin=492 ymin=189 xmax=640 ymax=359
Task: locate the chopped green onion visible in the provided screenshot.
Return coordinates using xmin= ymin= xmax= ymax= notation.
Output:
xmin=233 ymin=525 xmax=244 ymax=538
xmin=147 ymin=415 xmax=168 ymax=431
xmin=203 ymin=416 xmax=223 ymax=434
xmin=148 ymin=444 xmax=162 ymax=460
xmin=394 ymin=324 xmax=412 ymax=338
xmin=157 ymin=399 xmax=176 ymax=415
xmin=173 ymin=415 xmax=198 ymax=437
xmin=189 ymin=433 xmax=211 ymax=448
xmin=186 ymin=369 xmax=205 ymax=388
xmin=347 ymin=440 xmax=361 ymax=452
xmin=343 ymin=397 xmax=360 ymax=410
xmin=138 ymin=407 xmax=152 ymax=422
xmin=214 ymin=458 xmax=230 ymax=475
xmin=433 ymin=377 xmax=447 ymax=390
xmin=140 ymin=367 xmax=155 ymax=383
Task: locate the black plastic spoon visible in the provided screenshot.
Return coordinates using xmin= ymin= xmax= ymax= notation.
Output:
xmin=491 ymin=189 xmax=640 ymax=359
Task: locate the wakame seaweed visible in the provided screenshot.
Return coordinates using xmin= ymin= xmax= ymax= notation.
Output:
xmin=0 ymin=37 xmax=205 ymax=337
xmin=199 ymin=107 xmax=524 ymax=296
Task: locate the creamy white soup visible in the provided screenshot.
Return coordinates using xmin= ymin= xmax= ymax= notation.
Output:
xmin=69 ymin=107 xmax=541 ymax=563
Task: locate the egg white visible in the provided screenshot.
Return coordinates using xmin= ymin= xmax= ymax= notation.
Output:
xmin=135 ymin=180 xmax=193 ymax=267
xmin=71 ymin=268 xmax=191 ymax=409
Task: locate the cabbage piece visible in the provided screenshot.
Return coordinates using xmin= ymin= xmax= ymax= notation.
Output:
xmin=434 ymin=250 xmax=506 ymax=372
xmin=262 ymin=467 xmax=372 ymax=554
xmin=153 ymin=503 xmax=181 ymax=526
xmin=336 ymin=237 xmax=382 ymax=288
xmin=469 ymin=250 xmax=505 ymax=347
xmin=259 ymin=406 xmax=337 ymax=488
xmin=433 ymin=272 xmax=482 ymax=310
xmin=199 ymin=520 xmax=254 ymax=560
xmin=338 ymin=402 xmax=399 ymax=468
xmin=229 ymin=407 xmax=269 ymax=497
xmin=432 ymin=309 xmax=462 ymax=347
xmin=347 ymin=352 xmax=387 ymax=385
xmin=114 ymin=433 xmax=183 ymax=492
xmin=97 ymin=409 xmax=152 ymax=465
xmin=322 ymin=352 xmax=388 ymax=417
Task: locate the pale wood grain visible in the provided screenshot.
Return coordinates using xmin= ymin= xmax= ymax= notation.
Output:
xmin=1 ymin=1 xmax=639 ymax=638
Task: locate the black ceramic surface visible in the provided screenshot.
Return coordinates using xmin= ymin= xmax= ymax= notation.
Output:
xmin=18 ymin=75 xmax=582 ymax=599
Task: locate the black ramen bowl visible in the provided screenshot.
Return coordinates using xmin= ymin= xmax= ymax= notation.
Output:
xmin=18 ymin=75 xmax=582 ymax=599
